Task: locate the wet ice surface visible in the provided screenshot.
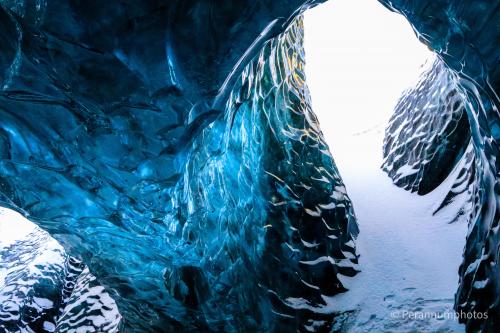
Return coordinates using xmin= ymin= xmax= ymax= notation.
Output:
xmin=328 ymin=129 xmax=467 ymax=332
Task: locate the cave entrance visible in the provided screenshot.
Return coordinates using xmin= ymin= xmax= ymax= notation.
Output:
xmin=303 ymin=0 xmax=468 ymax=331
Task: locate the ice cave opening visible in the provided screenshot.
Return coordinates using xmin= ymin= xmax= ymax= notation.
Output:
xmin=303 ymin=0 xmax=469 ymax=331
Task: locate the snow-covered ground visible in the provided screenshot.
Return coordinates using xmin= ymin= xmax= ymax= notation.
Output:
xmin=324 ymin=127 xmax=467 ymax=332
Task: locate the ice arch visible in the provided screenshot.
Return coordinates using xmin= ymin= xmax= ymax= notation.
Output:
xmin=0 ymin=0 xmax=497 ymax=332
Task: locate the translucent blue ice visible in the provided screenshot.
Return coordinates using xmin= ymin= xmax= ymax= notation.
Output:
xmin=0 ymin=0 xmax=498 ymax=332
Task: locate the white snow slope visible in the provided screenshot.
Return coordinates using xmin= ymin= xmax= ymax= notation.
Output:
xmin=325 ymin=128 xmax=467 ymax=332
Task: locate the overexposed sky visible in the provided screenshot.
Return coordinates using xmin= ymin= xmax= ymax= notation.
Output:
xmin=0 ymin=207 xmax=35 ymax=247
xmin=304 ymin=0 xmax=433 ymax=169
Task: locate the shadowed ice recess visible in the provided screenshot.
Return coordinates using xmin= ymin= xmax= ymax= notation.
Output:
xmin=0 ymin=0 xmax=498 ymax=332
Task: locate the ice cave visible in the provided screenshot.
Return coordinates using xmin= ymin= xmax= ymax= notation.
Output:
xmin=0 ymin=0 xmax=498 ymax=332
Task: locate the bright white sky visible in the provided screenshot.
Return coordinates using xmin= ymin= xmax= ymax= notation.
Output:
xmin=304 ymin=0 xmax=433 ymax=170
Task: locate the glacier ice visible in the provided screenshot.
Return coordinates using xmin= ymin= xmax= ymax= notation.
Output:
xmin=382 ymin=58 xmax=478 ymax=223
xmin=172 ymin=17 xmax=358 ymax=332
xmin=382 ymin=58 xmax=471 ymax=196
xmin=0 ymin=0 xmax=498 ymax=332
xmin=0 ymin=3 xmax=358 ymax=331
xmin=0 ymin=209 xmax=120 ymax=333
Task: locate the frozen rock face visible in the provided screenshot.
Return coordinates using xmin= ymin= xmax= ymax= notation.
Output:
xmin=379 ymin=1 xmax=499 ymax=331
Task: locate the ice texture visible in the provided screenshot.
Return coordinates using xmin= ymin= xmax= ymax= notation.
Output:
xmin=0 ymin=3 xmax=358 ymax=331
xmin=0 ymin=209 xmax=120 ymax=333
xmin=172 ymin=17 xmax=358 ymax=332
xmin=382 ymin=58 xmax=471 ymax=195
xmin=381 ymin=58 xmax=479 ymax=223
xmin=0 ymin=0 xmax=498 ymax=332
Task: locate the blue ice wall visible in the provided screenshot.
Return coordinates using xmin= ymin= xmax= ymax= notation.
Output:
xmin=0 ymin=0 xmax=498 ymax=332
xmin=0 ymin=2 xmax=358 ymax=331
xmin=171 ymin=17 xmax=358 ymax=331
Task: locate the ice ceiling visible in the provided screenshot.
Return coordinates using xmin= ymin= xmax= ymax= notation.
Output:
xmin=0 ymin=0 xmax=498 ymax=332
